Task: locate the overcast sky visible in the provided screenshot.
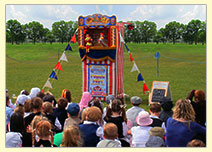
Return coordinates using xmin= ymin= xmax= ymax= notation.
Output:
xmin=6 ymin=5 xmax=206 ymax=30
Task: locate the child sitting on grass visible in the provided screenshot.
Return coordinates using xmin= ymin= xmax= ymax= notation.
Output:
xmin=97 ymin=123 xmax=121 ymax=147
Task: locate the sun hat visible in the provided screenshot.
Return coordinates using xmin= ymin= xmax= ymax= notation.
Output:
xmin=105 ymin=95 xmax=115 ymax=104
xmin=67 ymin=103 xmax=80 ymax=116
xmin=79 ymin=92 xmax=92 ymax=111
xmin=6 ymin=132 xmax=22 ymax=147
xmin=130 ymin=96 xmax=142 ymax=104
xmin=16 ymin=94 xmax=31 ymax=105
xmin=136 ymin=111 xmax=153 ymax=126
xmin=29 ymin=87 xmax=40 ymax=99
xmin=149 ymin=127 xmax=165 ymax=138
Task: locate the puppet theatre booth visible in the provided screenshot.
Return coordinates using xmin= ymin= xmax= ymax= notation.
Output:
xmin=78 ymin=14 xmax=125 ymax=100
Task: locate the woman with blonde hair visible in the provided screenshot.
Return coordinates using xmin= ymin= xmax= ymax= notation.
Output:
xmin=166 ymin=99 xmax=206 ymax=147
xmin=61 ymin=125 xmax=82 ymax=147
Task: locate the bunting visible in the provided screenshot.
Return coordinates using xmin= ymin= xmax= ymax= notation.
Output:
xmin=131 ymin=62 xmax=139 ymax=72
xmin=59 ymin=52 xmax=68 ymax=62
xmin=54 ymin=62 xmax=63 ymax=71
xmin=44 ymin=79 xmax=53 ymax=89
xmin=137 ymin=73 xmax=144 ymax=82
xmin=42 ymin=30 xmax=78 ymax=90
xmin=49 ymin=71 xmax=58 ymax=80
xmin=65 ymin=44 xmax=72 ymax=51
xmin=70 ymin=34 xmax=77 ymax=43
xmin=120 ymin=32 xmax=149 ymax=94
xmin=143 ymin=83 xmax=149 ymax=94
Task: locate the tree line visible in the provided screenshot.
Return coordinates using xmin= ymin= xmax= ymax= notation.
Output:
xmin=6 ymin=19 xmax=206 ymax=45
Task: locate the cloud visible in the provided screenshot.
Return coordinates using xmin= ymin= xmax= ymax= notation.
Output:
xmin=6 ymin=5 xmax=28 ymax=23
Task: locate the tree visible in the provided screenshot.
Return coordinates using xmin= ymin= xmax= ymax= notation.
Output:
xmin=26 ymin=21 xmax=44 ymax=44
xmin=153 ymin=31 xmax=163 ymax=44
xmin=46 ymin=31 xmax=56 ymax=44
xmin=39 ymin=28 xmax=50 ymax=43
xmin=52 ymin=20 xmax=68 ymax=43
xmin=6 ymin=19 xmax=22 ymax=44
xmin=139 ymin=20 xmax=157 ymax=44
xmin=198 ymin=21 xmax=206 ymax=45
xmin=164 ymin=21 xmax=183 ymax=44
xmin=158 ymin=28 xmax=167 ymax=43
xmin=185 ymin=19 xmax=202 ymax=45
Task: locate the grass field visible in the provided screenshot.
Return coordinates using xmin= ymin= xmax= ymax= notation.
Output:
xmin=6 ymin=43 xmax=206 ymax=111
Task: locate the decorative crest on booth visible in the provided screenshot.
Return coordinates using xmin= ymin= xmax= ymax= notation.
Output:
xmin=78 ymin=14 xmax=116 ymax=28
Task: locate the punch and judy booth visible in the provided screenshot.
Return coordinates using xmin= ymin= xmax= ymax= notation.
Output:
xmin=78 ymin=14 xmax=125 ymax=100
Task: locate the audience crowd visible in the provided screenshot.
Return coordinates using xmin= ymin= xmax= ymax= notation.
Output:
xmin=5 ymin=88 xmax=206 ymax=147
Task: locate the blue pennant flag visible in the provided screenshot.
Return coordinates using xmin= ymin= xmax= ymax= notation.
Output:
xmin=65 ymin=44 xmax=72 ymax=51
xmin=49 ymin=71 xmax=58 ymax=80
xmin=124 ymin=43 xmax=130 ymax=52
xmin=137 ymin=73 xmax=144 ymax=82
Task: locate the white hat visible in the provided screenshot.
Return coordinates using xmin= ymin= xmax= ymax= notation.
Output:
xmin=6 ymin=132 xmax=22 ymax=147
xmin=16 ymin=94 xmax=30 ymax=105
xmin=29 ymin=87 xmax=40 ymax=99
xmin=136 ymin=111 xmax=153 ymax=126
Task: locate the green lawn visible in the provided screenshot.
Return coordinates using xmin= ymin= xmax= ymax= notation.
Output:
xmin=6 ymin=42 xmax=206 ymax=111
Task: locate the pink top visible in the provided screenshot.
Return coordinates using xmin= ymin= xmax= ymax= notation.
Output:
xmin=79 ymin=92 xmax=92 ymax=111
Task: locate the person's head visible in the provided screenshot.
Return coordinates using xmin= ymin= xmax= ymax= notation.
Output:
xmin=67 ymin=103 xmax=80 ymax=117
xmin=32 ymin=120 xmax=53 ymax=146
xmin=24 ymin=99 xmax=32 ymax=113
xmin=61 ymin=89 xmax=72 ymax=103
xmin=31 ymin=97 xmax=43 ymax=112
xmin=62 ymin=125 xmax=82 ymax=147
xmin=105 ymin=95 xmax=115 ymax=105
xmin=43 ymin=94 xmax=55 ymax=105
xmin=81 ymin=107 xmax=89 ymax=123
xmin=103 ymin=123 xmax=118 ymax=140
xmin=130 ymin=96 xmax=142 ymax=106
xmin=43 ymin=102 xmax=53 ymax=114
xmin=88 ymin=99 xmax=103 ymax=113
xmin=136 ymin=111 xmax=153 ymax=126
xmin=160 ymin=97 xmax=173 ymax=112
xmin=173 ymin=99 xmax=195 ymax=121
xmin=10 ymin=112 xmax=25 ymax=133
xmin=36 ymin=91 xmax=45 ymax=99
xmin=29 ymin=87 xmax=41 ymax=99
xmin=106 ymin=98 xmax=127 ymax=122
xmin=16 ymin=94 xmax=31 ymax=106
xmin=6 ymin=95 xmax=10 ymax=107
xmin=149 ymin=103 xmax=161 ymax=116
xmin=20 ymin=90 xmax=29 ymax=96
xmin=86 ymin=106 xmax=102 ymax=122
xmin=149 ymin=127 xmax=165 ymax=139
xmin=57 ymin=97 xmax=68 ymax=110
xmin=187 ymin=139 xmax=205 ymax=147
xmin=14 ymin=105 xmax=25 ymax=117
xmin=79 ymin=92 xmax=92 ymax=110
xmin=194 ymin=90 xmax=205 ymax=102
xmin=30 ymin=115 xmax=48 ymax=130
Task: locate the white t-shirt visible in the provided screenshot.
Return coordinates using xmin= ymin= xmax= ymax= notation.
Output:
xmin=131 ymin=126 xmax=152 ymax=147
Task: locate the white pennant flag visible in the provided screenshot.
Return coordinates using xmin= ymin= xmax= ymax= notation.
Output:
xmin=120 ymin=33 xmax=125 ymax=43
xmin=59 ymin=52 xmax=68 ymax=62
xmin=44 ymin=80 xmax=52 ymax=89
xmin=131 ymin=62 xmax=139 ymax=72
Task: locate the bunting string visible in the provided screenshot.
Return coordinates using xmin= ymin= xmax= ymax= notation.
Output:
xmin=42 ymin=28 xmax=78 ymax=90
xmin=119 ymin=31 xmax=149 ymax=94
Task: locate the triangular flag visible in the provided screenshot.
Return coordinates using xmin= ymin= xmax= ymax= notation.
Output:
xmin=70 ymin=34 xmax=77 ymax=43
xmin=59 ymin=52 xmax=68 ymax=62
xmin=44 ymin=80 xmax=53 ymax=89
xmin=124 ymin=43 xmax=130 ymax=52
xmin=49 ymin=71 xmax=58 ymax=80
xmin=131 ymin=62 xmax=139 ymax=72
xmin=143 ymin=83 xmax=149 ymax=94
xmin=41 ymin=89 xmax=44 ymax=93
xmin=120 ymin=33 xmax=124 ymax=43
xmin=129 ymin=52 xmax=134 ymax=61
xmin=65 ymin=44 xmax=72 ymax=51
xmin=54 ymin=62 xmax=63 ymax=71
xmin=137 ymin=73 xmax=144 ymax=81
